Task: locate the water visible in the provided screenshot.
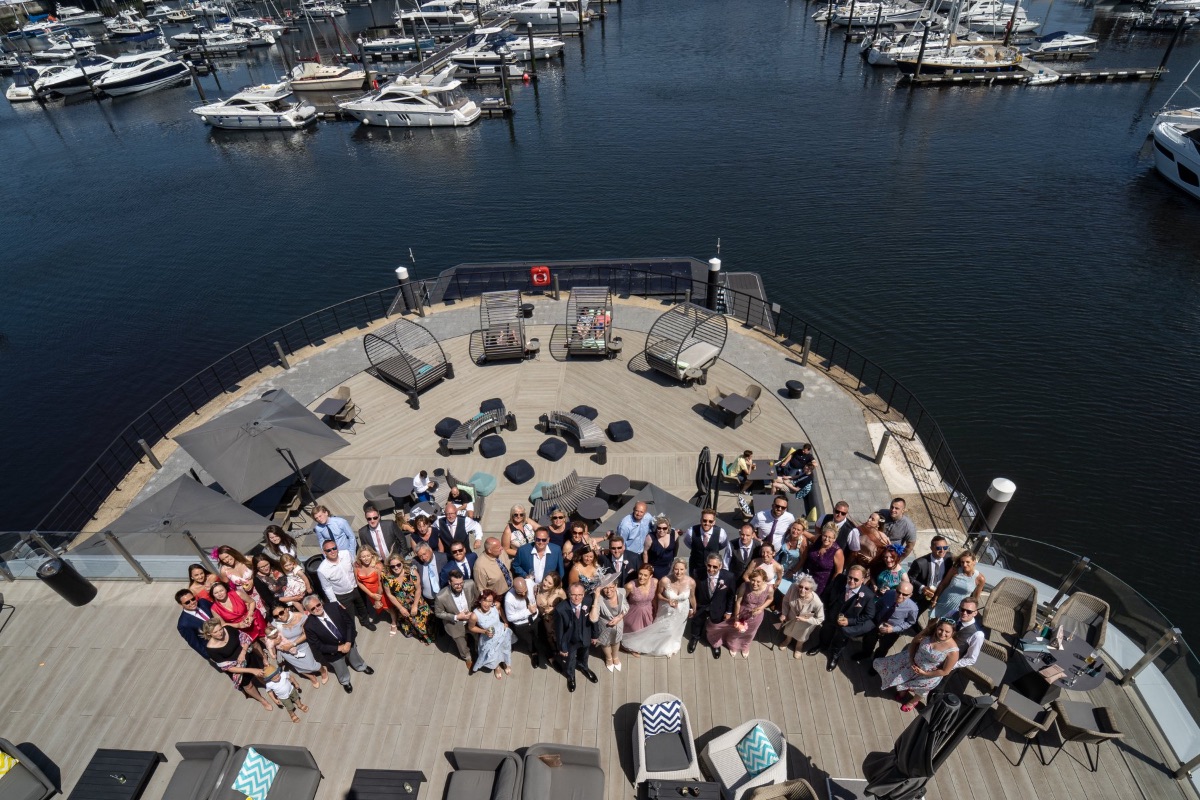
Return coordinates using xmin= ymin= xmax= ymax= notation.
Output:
xmin=3 ymin=0 xmax=1200 ymax=636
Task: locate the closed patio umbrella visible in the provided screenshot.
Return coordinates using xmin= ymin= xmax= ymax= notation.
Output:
xmin=173 ymin=389 xmax=348 ymax=504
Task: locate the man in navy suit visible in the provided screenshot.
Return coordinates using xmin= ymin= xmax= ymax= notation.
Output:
xmin=687 ymin=554 xmax=736 ymax=659
xmin=512 ymin=527 xmax=564 ymax=585
xmin=175 ymin=589 xmax=214 ymax=658
xmin=808 ymin=565 xmax=877 ymax=672
xmin=302 ymin=594 xmax=374 ymax=693
xmin=599 ymin=534 xmax=641 ymax=586
xmin=554 ymin=582 xmax=599 ymax=692
xmin=439 ymin=541 xmax=479 ymax=584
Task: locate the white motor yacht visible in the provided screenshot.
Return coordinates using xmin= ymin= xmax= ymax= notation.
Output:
xmin=299 ymin=0 xmax=347 ymax=17
xmin=6 ymin=80 xmax=38 ymax=101
xmin=8 ymin=18 xmax=66 ymax=39
xmin=1156 ymin=0 xmax=1200 ymax=12
xmin=460 ymin=26 xmax=562 ymax=60
xmin=231 ymin=16 xmax=285 ymax=34
xmin=395 ymin=1 xmax=479 ymax=32
xmin=337 ymin=66 xmax=480 ymax=127
xmin=172 ymin=26 xmax=253 ymax=53
xmin=1152 ymin=121 xmax=1200 ymax=201
xmin=166 ymin=8 xmax=196 ymax=22
xmin=824 ymin=2 xmax=925 ymax=26
xmin=56 ymin=5 xmax=106 ymax=25
xmin=960 ymin=0 xmax=1040 ymax=33
xmin=145 ymin=4 xmax=174 ymax=19
xmin=191 ymin=81 xmax=318 ymax=128
xmin=34 ymin=54 xmax=113 ymax=95
xmin=288 ymin=60 xmax=366 ymax=90
xmin=1026 ymin=31 xmax=1097 ymax=53
xmin=31 ymin=33 xmax=97 ymax=61
xmin=95 ymin=47 xmax=189 ymax=95
xmin=508 ymin=0 xmax=586 ymax=25
xmin=105 ymin=11 xmax=156 ymax=38
xmin=362 ymin=34 xmax=438 ymax=56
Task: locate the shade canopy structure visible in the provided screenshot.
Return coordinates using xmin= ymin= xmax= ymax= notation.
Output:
xmin=173 ymin=389 xmax=349 ymax=503
xmin=643 ymin=302 xmax=727 ymax=383
xmin=77 ymin=475 xmax=271 ymax=555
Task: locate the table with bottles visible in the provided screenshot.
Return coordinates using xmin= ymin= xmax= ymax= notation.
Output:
xmin=1018 ymin=627 xmax=1107 ymax=693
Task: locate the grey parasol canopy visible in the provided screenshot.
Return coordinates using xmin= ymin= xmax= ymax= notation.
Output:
xmin=173 ymin=389 xmax=348 ymax=503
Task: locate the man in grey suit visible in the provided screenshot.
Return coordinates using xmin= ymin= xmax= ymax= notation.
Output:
xmin=414 ymin=544 xmax=448 ymax=604
xmin=434 ymin=572 xmax=480 ymax=670
xmin=358 ymin=504 xmax=408 ymax=559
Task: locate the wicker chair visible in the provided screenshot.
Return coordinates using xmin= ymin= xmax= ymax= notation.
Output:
xmin=1052 ymin=592 xmax=1110 ymax=649
xmin=961 ymin=640 xmax=1010 ymax=694
xmin=699 ymin=719 xmax=787 ymax=800
xmin=746 ymin=780 xmax=819 ymax=800
xmin=742 ymin=384 xmax=763 ymax=422
xmin=332 ymin=386 xmax=362 ymax=431
xmin=980 ymin=577 xmax=1038 ymax=645
xmin=633 ymin=693 xmax=702 ymax=786
xmin=1048 ymin=700 xmax=1123 ymax=772
xmin=991 ymin=685 xmax=1058 ymax=766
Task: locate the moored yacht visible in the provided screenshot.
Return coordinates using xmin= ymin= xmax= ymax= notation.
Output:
xmin=337 ymin=65 xmax=480 ymax=126
xmin=95 ymin=47 xmax=190 ymax=95
xmin=7 ymin=17 xmax=66 ymax=39
xmin=362 ymin=34 xmax=439 ymax=56
xmin=1025 ymin=30 xmax=1097 ymax=53
xmin=299 ymin=0 xmax=347 ymax=17
xmin=166 ymin=8 xmax=196 ymax=22
xmin=960 ymin=0 xmax=1040 ymax=33
xmin=56 ymin=4 xmax=106 ymax=25
xmin=30 ymin=32 xmax=97 ymax=61
xmin=288 ymin=59 xmax=366 ymax=90
xmin=460 ymin=25 xmax=563 ymax=60
xmin=822 ymin=1 xmax=926 ymax=26
xmin=191 ymin=81 xmax=318 ymax=128
xmin=395 ymin=1 xmax=479 ymax=32
xmin=145 ymin=4 xmax=174 ymax=20
xmin=33 ymin=54 xmax=113 ymax=94
xmin=105 ymin=10 xmax=156 ymax=38
xmin=1151 ymin=120 xmax=1200 ymax=201
xmin=508 ymin=0 xmax=587 ymax=25
xmin=894 ymin=43 xmax=1023 ymax=74
xmin=172 ymin=25 xmax=256 ymax=52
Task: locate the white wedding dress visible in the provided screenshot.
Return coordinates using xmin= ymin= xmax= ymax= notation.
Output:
xmin=622 ymin=586 xmax=691 ymax=657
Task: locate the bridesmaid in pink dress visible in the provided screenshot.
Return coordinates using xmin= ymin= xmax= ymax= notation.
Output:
xmin=623 ymin=564 xmax=657 ymax=634
xmin=706 ymin=570 xmax=774 ymax=658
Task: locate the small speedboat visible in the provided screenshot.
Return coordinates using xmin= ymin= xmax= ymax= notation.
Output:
xmin=56 ymin=5 xmax=106 ymax=25
xmin=1152 ymin=120 xmax=1200 ymax=201
xmin=1026 ymin=31 xmax=1097 ymax=53
xmin=191 ymin=81 xmax=317 ymax=128
xmin=288 ymin=59 xmax=365 ymax=90
xmin=337 ymin=65 xmax=480 ymax=127
xmin=95 ymin=46 xmax=190 ymax=95
xmin=6 ymin=80 xmax=38 ymax=101
xmin=34 ymin=54 xmax=113 ymax=94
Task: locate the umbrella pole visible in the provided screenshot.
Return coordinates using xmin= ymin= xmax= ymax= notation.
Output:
xmin=278 ymin=447 xmax=319 ymax=508
xmin=182 ymin=530 xmax=220 ymax=574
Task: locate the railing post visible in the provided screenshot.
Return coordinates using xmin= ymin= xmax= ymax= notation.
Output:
xmin=273 ymin=341 xmax=291 ymax=370
xmin=0 ymin=557 xmax=12 ymax=581
xmin=1175 ymin=749 xmax=1200 ymax=780
xmin=684 ymin=287 xmax=692 ymax=305
xmin=801 ymin=335 xmax=812 ymax=367
xmin=103 ymin=530 xmax=153 ymax=584
xmin=874 ymin=431 xmax=892 ymax=465
xmin=28 ymin=530 xmax=57 ymax=555
xmin=181 ymin=529 xmax=219 ymax=574
xmin=969 ymin=533 xmax=990 ymax=560
xmin=1046 ymin=556 xmax=1091 ymax=614
xmin=1122 ymin=627 xmax=1180 ymax=687
xmin=552 ymin=274 xmax=561 ymax=301
xmin=137 ymin=439 xmax=162 ymax=470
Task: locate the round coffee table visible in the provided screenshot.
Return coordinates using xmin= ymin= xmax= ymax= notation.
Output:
xmin=575 ymin=497 xmax=609 ymax=524
xmin=389 ymin=477 xmax=415 ymax=499
xmin=598 ymin=474 xmax=630 ymax=503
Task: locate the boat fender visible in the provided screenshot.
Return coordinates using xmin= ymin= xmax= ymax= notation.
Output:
xmin=531 ymin=265 xmax=551 ymax=287
xmin=372 ymin=78 xmax=379 ymax=89
xmin=522 ymin=72 xmax=529 ymax=81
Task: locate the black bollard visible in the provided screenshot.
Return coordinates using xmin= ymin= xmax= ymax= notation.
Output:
xmin=527 ymin=21 xmax=536 ymax=73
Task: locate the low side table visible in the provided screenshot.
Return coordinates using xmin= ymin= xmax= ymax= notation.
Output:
xmin=67 ymin=749 xmax=165 ymax=800
xmin=645 ymin=778 xmax=721 ymax=799
xmin=598 ymin=473 xmax=630 ymax=504
xmin=314 ymin=397 xmax=348 ymax=417
xmin=576 ymin=496 xmax=609 ymax=524
xmin=348 ymin=769 xmax=428 ymax=800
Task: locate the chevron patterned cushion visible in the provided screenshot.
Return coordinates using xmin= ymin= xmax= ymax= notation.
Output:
xmin=736 ymin=724 xmax=779 ymax=777
xmin=641 ymin=700 xmax=683 ymax=736
xmin=231 ymin=747 xmax=280 ymax=800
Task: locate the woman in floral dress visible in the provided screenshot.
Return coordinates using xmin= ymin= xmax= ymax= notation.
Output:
xmin=383 ymin=554 xmax=435 ymax=643
xmin=873 ymin=618 xmax=961 ymax=712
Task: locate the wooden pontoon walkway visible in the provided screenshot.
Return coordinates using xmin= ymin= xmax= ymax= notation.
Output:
xmin=8 ymin=296 xmax=1192 ymax=800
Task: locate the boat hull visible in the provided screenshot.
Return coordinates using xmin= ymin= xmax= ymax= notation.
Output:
xmin=100 ymin=63 xmax=190 ymax=95
xmin=291 ymin=75 xmax=365 ymax=90
xmin=1152 ymin=123 xmax=1200 ymax=201
xmin=344 ymin=103 xmax=480 ymax=127
xmin=193 ymin=110 xmax=317 ymax=129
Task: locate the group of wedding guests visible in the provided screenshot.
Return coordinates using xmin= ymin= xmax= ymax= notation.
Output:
xmin=175 ymin=491 xmax=989 ymax=711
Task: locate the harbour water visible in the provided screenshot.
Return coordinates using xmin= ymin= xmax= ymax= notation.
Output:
xmin=2 ymin=0 xmax=1199 ymax=638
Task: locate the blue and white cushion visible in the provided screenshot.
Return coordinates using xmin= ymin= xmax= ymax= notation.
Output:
xmin=641 ymin=700 xmax=682 ymax=736
xmin=231 ymin=747 xmax=280 ymax=800
xmin=735 ymin=724 xmax=779 ymax=777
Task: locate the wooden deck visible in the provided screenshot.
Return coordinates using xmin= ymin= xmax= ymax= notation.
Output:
xmin=0 ymin=577 xmax=1189 ymax=800
xmin=2 ymin=311 xmax=1193 ymax=800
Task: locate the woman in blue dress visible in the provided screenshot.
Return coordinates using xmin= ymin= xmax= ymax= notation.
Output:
xmin=642 ymin=514 xmax=679 ymax=580
xmin=932 ymin=551 xmax=985 ymax=619
xmin=467 ymin=590 xmax=514 ymax=680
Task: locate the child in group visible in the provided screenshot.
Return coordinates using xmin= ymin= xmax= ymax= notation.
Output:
xmin=262 ymin=655 xmax=309 ymax=723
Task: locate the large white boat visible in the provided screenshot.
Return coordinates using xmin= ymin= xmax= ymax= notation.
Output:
xmin=894 ymin=43 xmax=1023 ymax=74
xmin=7 ymin=17 xmax=66 ymax=39
xmin=337 ymin=66 xmax=480 ymax=127
xmin=299 ymin=0 xmax=347 ymax=17
xmin=462 ymin=25 xmax=563 ymax=60
xmin=960 ymin=0 xmax=1040 ymax=33
xmin=362 ymin=34 xmax=439 ymax=56
xmin=34 ymin=54 xmax=113 ymax=95
xmin=105 ymin=10 xmax=156 ymax=38
xmin=191 ymin=81 xmax=318 ymax=129
xmin=95 ymin=47 xmax=190 ymax=95
xmin=1155 ymin=0 xmax=1200 ymax=12
xmin=288 ymin=59 xmax=366 ymax=90
xmin=395 ymin=1 xmax=479 ymax=32
xmin=824 ymin=2 xmax=925 ymax=27
xmin=172 ymin=25 xmax=259 ymax=52
xmin=165 ymin=8 xmax=196 ymax=22
xmin=55 ymin=4 xmax=106 ymax=25
xmin=862 ymin=28 xmax=974 ymax=66
xmin=1025 ymin=31 xmax=1097 ymax=54
xmin=30 ymin=32 xmax=97 ymax=61
xmin=508 ymin=0 xmax=587 ymax=25
xmin=145 ymin=4 xmax=174 ymax=20
xmin=1152 ymin=121 xmax=1200 ymax=200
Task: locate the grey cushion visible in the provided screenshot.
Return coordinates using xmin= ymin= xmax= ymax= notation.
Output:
xmin=971 ymin=651 xmax=1008 ymax=688
xmin=644 ymin=732 xmax=690 ymax=772
xmin=161 ymin=759 xmax=213 ymax=800
xmin=570 ymin=405 xmax=598 ymax=420
xmin=1059 ymin=700 xmax=1101 ymax=731
xmin=480 ymin=398 xmax=505 ymax=413
xmin=504 ymin=460 xmax=534 ymax=485
xmin=447 ymin=770 xmax=494 ymax=800
xmin=606 ymin=421 xmax=633 ymax=442
xmin=490 ymin=758 xmax=518 ymax=800
xmin=479 ymin=436 xmax=507 ymax=459
xmin=435 ymin=417 xmax=462 ymax=439
xmin=0 ymin=766 xmax=50 ymax=800
xmin=537 ymin=438 xmax=568 ymax=461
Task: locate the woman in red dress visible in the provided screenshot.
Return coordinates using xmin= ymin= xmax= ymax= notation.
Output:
xmin=209 ymin=580 xmax=267 ymax=642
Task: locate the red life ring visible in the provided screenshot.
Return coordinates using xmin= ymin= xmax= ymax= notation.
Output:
xmin=530 ymin=265 xmax=551 ymax=287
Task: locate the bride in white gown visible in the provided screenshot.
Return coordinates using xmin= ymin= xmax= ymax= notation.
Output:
xmin=622 ymin=558 xmax=697 ymax=657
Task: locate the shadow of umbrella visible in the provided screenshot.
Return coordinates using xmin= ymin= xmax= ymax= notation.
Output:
xmin=863 ymin=693 xmax=994 ymax=800
xmin=173 ymin=389 xmax=348 ymax=505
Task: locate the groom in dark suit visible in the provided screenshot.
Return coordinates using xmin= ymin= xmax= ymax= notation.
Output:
xmin=554 ymin=582 xmax=599 ymax=692
xmin=600 ymin=534 xmax=641 ymax=587
xmin=175 ymin=589 xmax=215 ymax=658
xmin=808 ymin=565 xmax=877 ymax=672
xmin=688 ymin=553 xmax=736 ymax=659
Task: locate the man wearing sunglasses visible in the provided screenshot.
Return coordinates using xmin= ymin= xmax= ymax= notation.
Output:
xmin=751 ymin=496 xmax=796 ymax=552
xmin=358 ymin=503 xmax=407 ymax=560
xmin=513 ymin=526 xmax=565 ymax=584
xmin=439 ymin=541 xmax=479 ymax=585
xmin=818 ymin=501 xmax=855 ymax=549
xmin=908 ymin=535 xmax=951 ymax=616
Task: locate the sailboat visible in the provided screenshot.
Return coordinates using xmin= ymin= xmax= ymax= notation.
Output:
xmin=287 ymin=13 xmax=364 ymax=90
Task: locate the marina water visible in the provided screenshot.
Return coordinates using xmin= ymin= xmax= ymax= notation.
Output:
xmin=2 ymin=0 xmax=1199 ymax=637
